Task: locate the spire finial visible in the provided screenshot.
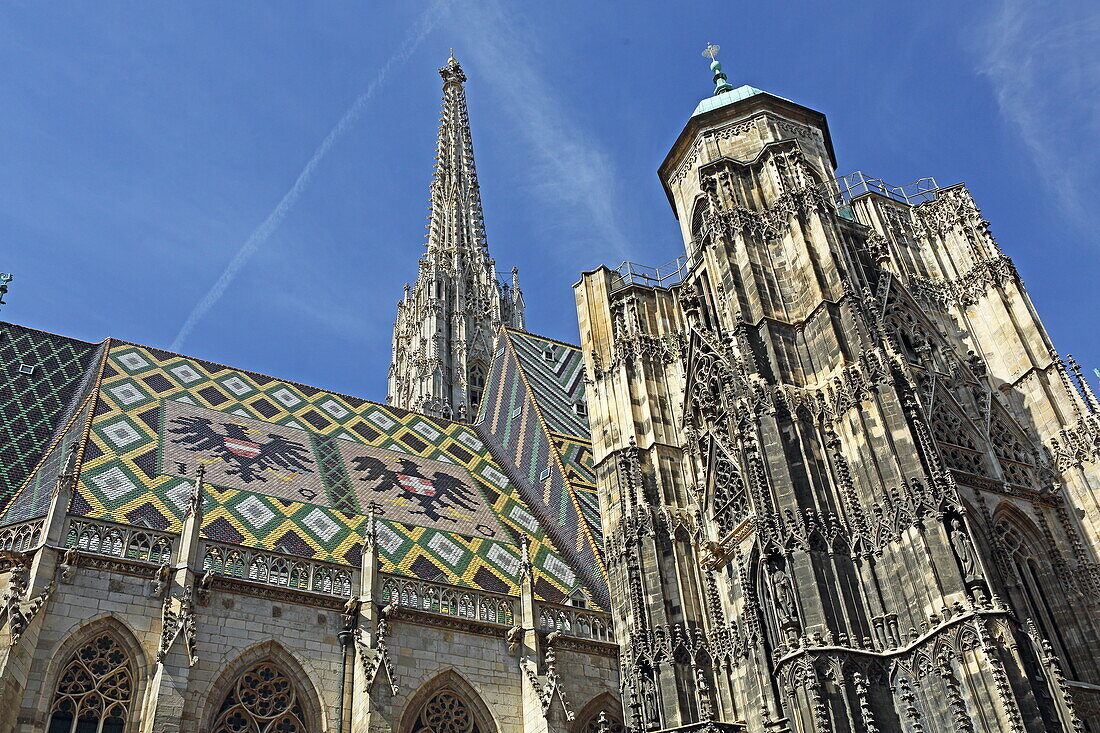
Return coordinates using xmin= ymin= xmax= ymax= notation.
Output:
xmin=448 ymin=47 xmax=456 ymax=64
xmin=702 ymin=43 xmax=734 ymax=96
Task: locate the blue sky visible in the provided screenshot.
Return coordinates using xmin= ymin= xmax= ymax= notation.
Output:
xmin=1 ymin=1 xmax=1098 ymax=401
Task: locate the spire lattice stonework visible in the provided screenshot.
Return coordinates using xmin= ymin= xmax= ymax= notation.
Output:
xmin=387 ymin=56 xmax=525 ymax=420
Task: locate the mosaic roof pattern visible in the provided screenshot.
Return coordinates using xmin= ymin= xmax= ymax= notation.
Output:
xmin=505 ymin=330 xmax=589 ymax=439
xmin=66 ymin=340 xmax=587 ymax=602
xmin=0 ymin=389 xmax=97 ymax=525
xmin=0 ymin=323 xmax=100 ymax=512
xmin=476 ymin=330 xmax=608 ymax=607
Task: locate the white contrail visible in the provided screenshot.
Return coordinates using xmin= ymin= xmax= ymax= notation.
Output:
xmin=171 ymin=1 xmax=449 ymax=351
xmin=454 ymin=0 xmax=630 ymax=262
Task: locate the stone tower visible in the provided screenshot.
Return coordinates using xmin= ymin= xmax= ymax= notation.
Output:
xmin=575 ymin=49 xmax=1100 ymax=731
xmin=388 ymin=55 xmax=525 ymax=420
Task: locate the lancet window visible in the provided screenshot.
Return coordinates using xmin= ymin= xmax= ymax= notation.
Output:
xmin=48 ymin=633 xmax=134 ymax=733
xmin=995 ymin=516 xmax=1078 ymax=678
xmin=468 ymin=363 xmax=487 ymax=414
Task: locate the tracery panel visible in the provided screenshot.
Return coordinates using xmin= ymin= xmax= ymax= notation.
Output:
xmin=409 ymin=689 xmax=483 ymax=733
xmin=211 ymin=661 xmax=309 ymax=733
xmin=48 ymin=633 xmax=134 ymax=733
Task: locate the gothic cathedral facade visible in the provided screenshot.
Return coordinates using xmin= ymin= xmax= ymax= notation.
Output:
xmin=575 ymin=58 xmax=1100 ymax=730
xmin=0 ymin=50 xmax=1098 ymax=733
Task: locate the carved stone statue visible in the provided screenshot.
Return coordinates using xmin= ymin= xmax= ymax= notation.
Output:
xmin=949 ymin=519 xmax=979 ymax=580
xmin=772 ymin=568 xmax=797 ymax=625
xmin=342 ymin=594 xmax=360 ymax=631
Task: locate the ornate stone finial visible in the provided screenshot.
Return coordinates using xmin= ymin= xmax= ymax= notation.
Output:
xmin=518 ymin=533 xmax=534 ymax=581
xmin=364 ymin=501 xmax=380 ymax=550
xmin=702 ymin=43 xmax=734 ymax=95
xmin=56 ymin=442 xmax=80 ymax=495
xmin=187 ymin=464 xmax=206 ymax=519
xmin=0 ymin=272 xmax=11 ymax=308
xmin=440 ymin=51 xmax=466 ymax=84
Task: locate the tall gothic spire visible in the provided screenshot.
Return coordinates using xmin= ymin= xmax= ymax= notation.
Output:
xmin=387 ymin=56 xmax=525 ymax=420
xmin=426 ymin=54 xmax=487 ymax=259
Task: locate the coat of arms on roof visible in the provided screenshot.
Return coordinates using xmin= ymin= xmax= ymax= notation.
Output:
xmin=167 ymin=415 xmax=314 ymax=485
xmin=351 ymin=454 xmax=478 ymax=525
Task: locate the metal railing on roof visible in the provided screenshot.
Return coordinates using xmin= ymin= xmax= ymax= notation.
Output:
xmin=610 ymin=255 xmax=691 ymax=292
xmin=831 ymin=171 xmax=940 ymax=207
xmin=608 ymin=172 xmax=943 ymax=293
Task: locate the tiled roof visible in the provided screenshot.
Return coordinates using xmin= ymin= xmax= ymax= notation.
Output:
xmin=0 ymin=323 xmax=100 ymax=514
xmin=0 ymin=328 xmax=600 ymax=606
xmin=505 ymin=330 xmax=589 ymax=439
xmin=0 ymin=324 xmax=609 ymax=606
xmin=476 ymin=330 xmax=607 ymax=607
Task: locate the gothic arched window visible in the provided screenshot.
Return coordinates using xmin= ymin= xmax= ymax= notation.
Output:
xmin=580 ymin=711 xmax=626 ymax=733
xmin=468 ymin=363 xmax=487 ymax=415
xmin=995 ymin=516 xmax=1078 ymax=679
xmin=48 ymin=633 xmax=134 ymax=733
xmin=211 ymin=661 xmax=309 ymax=733
xmin=409 ymin=689 xmax=484 ymax=733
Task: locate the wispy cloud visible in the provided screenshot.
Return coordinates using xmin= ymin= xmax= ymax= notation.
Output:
xmin=979 ymin=0 xmax=1100 ymax=225
xmin=170 ymin=1 xmax=451 ymax=351
xmin=449 ymin=0 xmax=630 ymax=261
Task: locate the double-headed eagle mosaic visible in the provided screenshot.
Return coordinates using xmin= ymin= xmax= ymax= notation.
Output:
xmin=167 ymin=416 xmax=314 ymax=483
xmin=351 ymin=454 xmax=477 ymax=524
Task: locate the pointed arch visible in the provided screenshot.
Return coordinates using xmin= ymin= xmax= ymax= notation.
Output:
xmin=399 ymin=668 xmax=497 ymax=733
xmin=991 ymin=502 xmax=1080 ymax=679
xmin=688 ymin=195 xmax=711 ymax=253
xmin=468 ymin=361 xmax=488 ymax=416
xmin=38 ymin=615 xmax=149 ymax=733
xmin=199 ymin=640 xmax=326 ymax=733
xmin=571 ymin=692 xmax=625 ymax=733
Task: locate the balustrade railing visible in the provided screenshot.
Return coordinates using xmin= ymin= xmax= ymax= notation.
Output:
xmin=0 ymin=518 xmax=43 ymax=553
xmin=65 ymin=518 xmax=174 ymax=565
xmin=536 ymin=601 xmax=614 ymax=642
xmin=379 ymin=573 xmax=516 ymax=626
xmin=199 ymin=541 xmax=352 ymax=598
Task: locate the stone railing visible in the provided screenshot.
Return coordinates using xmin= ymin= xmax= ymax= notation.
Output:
xmin=536 ymin=601 xmax=614 ymax=642
xmin=379 ymin=573 xmax=516 ymax=626
xmin=199 ymin=540 xmax=353 ymax=598
xmin=65 ymin=517 xmax=174 ymax=565
xmin=0 ymin=518 xmax=44 ymax=553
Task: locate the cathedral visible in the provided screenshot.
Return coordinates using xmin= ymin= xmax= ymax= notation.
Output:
xmin=1 ymin=47 xmax=1099 ymax=733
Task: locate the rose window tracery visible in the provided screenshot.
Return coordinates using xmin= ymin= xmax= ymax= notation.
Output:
xmin=212 ymin=661 xmax=309 ymax=733
xmin=411 ymin=690 xmax=482 ymax=733
xmin=48 ymin=633 xmax=134 ymax=733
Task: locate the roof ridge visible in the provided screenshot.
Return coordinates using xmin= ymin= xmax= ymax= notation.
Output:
xmin=1 ymin=320 xmax=102 ymax=347
xmin=503 ymin=336 xmax=608 ymax=587
xmin=107 ymin=337 xmax=470 ymax=428
xmin=502 ymin=327 xmax=581 ymax=352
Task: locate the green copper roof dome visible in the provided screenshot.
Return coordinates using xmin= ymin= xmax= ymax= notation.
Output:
xmin=691 ymin=84 xmax=779 ymax=117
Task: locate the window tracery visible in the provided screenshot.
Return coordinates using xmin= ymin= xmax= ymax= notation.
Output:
xmin=582 ymin=711 xmax=626 ymax=733
xmin=211 ymin=661 xmax=309 ymax=733
xmin=989 ymin=416 xmax=1035 ymax=486
xmin=468 ymin=363 xmax=486 ymax=414
xmin=48 ymin=633 xmax=134 ymax=733
xmin=930 ymin=403 xmax=986 ymax=476
xmin=409 ymin=689 xmax=483 ymax=733
xmin=995 ymin=516 xmax=1078 ymax=678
